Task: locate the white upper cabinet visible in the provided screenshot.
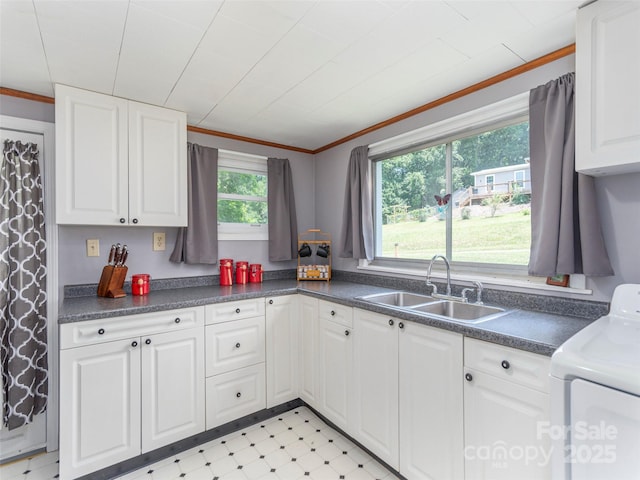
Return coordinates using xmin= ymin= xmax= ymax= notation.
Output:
xmin=576 ymin=1 xmax=640 ymax=176
xmin=55 ymin=84 xmax=187 ymax=226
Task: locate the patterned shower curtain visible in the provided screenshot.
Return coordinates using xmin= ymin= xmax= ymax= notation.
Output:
xmin=0 ymin=139 xmax=48 ymax=430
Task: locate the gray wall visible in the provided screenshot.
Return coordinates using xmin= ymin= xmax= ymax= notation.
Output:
xmin=313 ymin=54 xmax=640 ymax=303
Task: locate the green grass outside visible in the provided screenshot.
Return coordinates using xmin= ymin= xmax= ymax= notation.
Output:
xmin=381 ymin=210 xmax=531 ymax=265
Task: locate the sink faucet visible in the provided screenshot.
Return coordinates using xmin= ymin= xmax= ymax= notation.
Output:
xmin=462 ymin=281 xmax=484 ymax=304
xmin=426 ymin=254 xmax=451 ymax=297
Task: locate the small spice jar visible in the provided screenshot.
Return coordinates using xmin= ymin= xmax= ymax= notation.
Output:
xmin=131 ymin=274 xmax=150 ymax=295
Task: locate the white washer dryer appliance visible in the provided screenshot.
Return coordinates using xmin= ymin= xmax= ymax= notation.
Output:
xmin=550 ymin=284 xmax=640 ymax=480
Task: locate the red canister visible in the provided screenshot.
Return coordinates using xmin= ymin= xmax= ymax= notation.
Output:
xmin=249 ymin=264 xmax=263 ymax=283
xmin=236 ymin=261 xmax=249 ymax=284
xmin=131 ymin=274 xmax=150 ymax=295
xmin=219 ymin=259 xmax=233 ymax=286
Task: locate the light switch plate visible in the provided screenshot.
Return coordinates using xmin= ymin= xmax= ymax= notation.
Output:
xmin=153 ymin=232 xmax=166 ymax=251
xmin=86 ymin=239 xmax=100 ymax=257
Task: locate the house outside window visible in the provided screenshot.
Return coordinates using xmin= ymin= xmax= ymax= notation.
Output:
xmin=370 ymin=93 xmax=531 ymax=270
xmin=218 ymin=149 xmax=268 ymax=240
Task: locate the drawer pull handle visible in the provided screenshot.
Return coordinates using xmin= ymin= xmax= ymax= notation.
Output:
xmin=465 ymin=373 xmax=473 ymax=382
xmin=345 ymin=330 xmax=350 ymax=336
xmin=398 ymin=322 xmax=404 ymax=329
xmin=98 ymin=328 xmax=105 ymax=335
xmin=388 ymin=319 xmax=394 ymax=326
xmin=235 ymin=342 xmax=241 ymax=349
xmin=145 ymin=339 xmax=151 ymax=345
xmin=501 ymin=360 xmax=510 ymax=370
xmin=119 ymin=218 xmax=126 ymax=224
xmin=236 ymin=308 xmax=241 ymax=314
xmin=132 ymin=218 xmax=138 ymax=224
xmin=269 ymin=299 xmax=274 ymax=305
xmin=330 ymin=310 xmax=336 ymax=316
xmin=174 ymin=317 xmax=181 ymax=324
xmin=236 ymin=392 xmax=242 ymax=398
xmin=131 ymin=341 xmax=138 ymax=348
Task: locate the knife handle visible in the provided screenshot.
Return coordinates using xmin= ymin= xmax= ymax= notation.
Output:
xmin=107 ymin=244 xmax=116 ymax=265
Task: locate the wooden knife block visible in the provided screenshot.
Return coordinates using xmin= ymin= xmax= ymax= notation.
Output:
xmin=97 ymin=265 xmax=128 ymax=298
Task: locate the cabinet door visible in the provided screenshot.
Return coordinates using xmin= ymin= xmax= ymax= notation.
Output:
xmin=59 ymin=338 xmax=141 ymax=479
xmin=464 ymin=369 xmax=550 ymax=480
xmin=351 ymin=309 xmax=399 ymax=469
xmin=576 ymin=1 xmax=640 ymax=175
xmin=55 ymin=84 xmax=128 ymax=225
xmin=299 ymin=296 xmax=318 ymax=407
xmin=128 ymin=101 xmax=187 ymax=226
xmin=399 ymin=322 xmax=463 ymax=480
xmin=318 ymin=317 xmax=352 ymax=431
xmin=141 ymin=328 xmax=205 ymax=453
xmin=266 ymin=296 xmax=299 ymax=408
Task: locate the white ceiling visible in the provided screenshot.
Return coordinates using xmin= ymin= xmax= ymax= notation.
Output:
xmin=0 ymin=0 xmax=582 ymax=151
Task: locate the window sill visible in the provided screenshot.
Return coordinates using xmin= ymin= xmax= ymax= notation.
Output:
xmin=356 ymin=261 xmax=592 ymax=296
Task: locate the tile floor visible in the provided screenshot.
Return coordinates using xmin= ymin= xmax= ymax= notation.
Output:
xmin=1 ymin=407 xmax=400 ymax=480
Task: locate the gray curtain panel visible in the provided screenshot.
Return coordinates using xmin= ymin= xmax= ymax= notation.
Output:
xmin=267 ymin=158 xmax=298 ymax=261
xmin=528 ymin=73 xmax=613 ymax=277
xmin=0 ymin=140 xmax=48 ymax=430
xmin=170 ymin=143 xmax=219 ymax=264
xmin=339 ymin=145 xmax=374 ymax=261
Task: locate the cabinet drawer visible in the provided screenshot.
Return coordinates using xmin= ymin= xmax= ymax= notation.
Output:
xmin=206 ymin=317 xmax=265 ymax=376
xmin=318 ymin=299 xmax=353 ymax=328
xmin=464 ymin=338 xmax=550 ymax=393
xmin=206 ymin=363 xmax=266 ymax=429
xmin=60 ymin=307 xmax=205 ymax=349
xmin=206 ymin=299 xmax=265 ymax=325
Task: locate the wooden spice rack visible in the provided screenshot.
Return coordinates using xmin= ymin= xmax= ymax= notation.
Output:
xmin=297 ymin=229 xmax=331 ymax=281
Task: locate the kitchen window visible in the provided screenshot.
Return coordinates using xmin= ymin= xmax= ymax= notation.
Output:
xmin=218 ymin=149 xmax=268 ymax=240
xmin=370 ymin=93 xmax=531 ymax=273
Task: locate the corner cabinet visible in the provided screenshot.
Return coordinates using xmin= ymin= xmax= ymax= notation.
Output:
xmin=59 ymin=307 xmax=205 ymax=480
xmin=575 ymin=1 xmax=640 ymax=176
xmin=55 ymin=84 xmax=187 ymax=226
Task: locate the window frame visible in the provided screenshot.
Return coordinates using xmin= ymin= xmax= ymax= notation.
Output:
xmin=217 ymin=149 xmax=268 ymax=241
xmin=369 ymin=92 xmax=531 ymax=276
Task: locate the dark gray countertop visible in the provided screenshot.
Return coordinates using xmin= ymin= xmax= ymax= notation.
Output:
xmin=58 ymin=279 xmax=596 ymax=356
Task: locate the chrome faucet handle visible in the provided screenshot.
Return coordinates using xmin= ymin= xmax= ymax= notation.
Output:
xmin=426 ymin=281 xmax=438 ymax=296
xmin=461 ymin=287 xmax=474 ymax=303
xmin=473 ymin=280 xmax=484 ymax=304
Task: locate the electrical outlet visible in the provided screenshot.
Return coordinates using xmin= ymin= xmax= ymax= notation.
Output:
xmin=86 ymin=239 xmax=100 ymax=257
xmin=153 ymin=232 xmax=166 ymax=251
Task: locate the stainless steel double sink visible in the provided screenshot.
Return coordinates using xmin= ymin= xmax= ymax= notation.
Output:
xmin=356 ymin=291 xmax=509 ymax=324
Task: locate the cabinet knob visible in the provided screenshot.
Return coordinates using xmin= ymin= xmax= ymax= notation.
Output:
xmin=388 ymin=319 xmax=394 ymax=326
xmin=132 ymin=218 xmax=138 ymax=224
xmin=330 ymin=310 xmax=336 ymax=316
xmin=235 ymin=342 xmax=241 ymax=349
xmin=131 ymin=341 xmax=138 ymax=348
xmin=119 ymin=218 xmax=126 ymax=224
xmin=145 ymin=339 xmax=151 ymax=345
xmin=236 ymin=392 xmax=242 ymax=398
xmin=465 ymin=373 xmax=473 ymax=382
xmin=344 ymin=330 xmax=350 ymax=336
xmin=98 ymin=328 xmax=105 ymax=335
xmin=174 ymin=317 xmax=181 ymax=324
xmin=398 ymin=322 xmax=404 ymax=329
xmin=269 ymin=299 xmax=274 ymax=305
xmin=501 ymin=360 xmax=510 ymax=370
xmin=235 ymin=308 xmax=241 ymax=314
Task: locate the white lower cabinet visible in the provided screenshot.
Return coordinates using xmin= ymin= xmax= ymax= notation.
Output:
xmin=399 ymin=321 xmax=464 ymax=480
xmin=298 ymin=296 xmax=319 ymax=407
xmin=351 ymin=309 xmax=399 ymax=469
xmin=59 ymin=307 xmax=205 ymax=480
xmin=204 ymin=300 xmax=266 ymax=429
xmin=463 ymin=338 xmax=551 ymax=480
xmin=266 ymin=296 xmax=299 ymax=407
xmin=317 ymin=301 xmax=353 ymax=431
